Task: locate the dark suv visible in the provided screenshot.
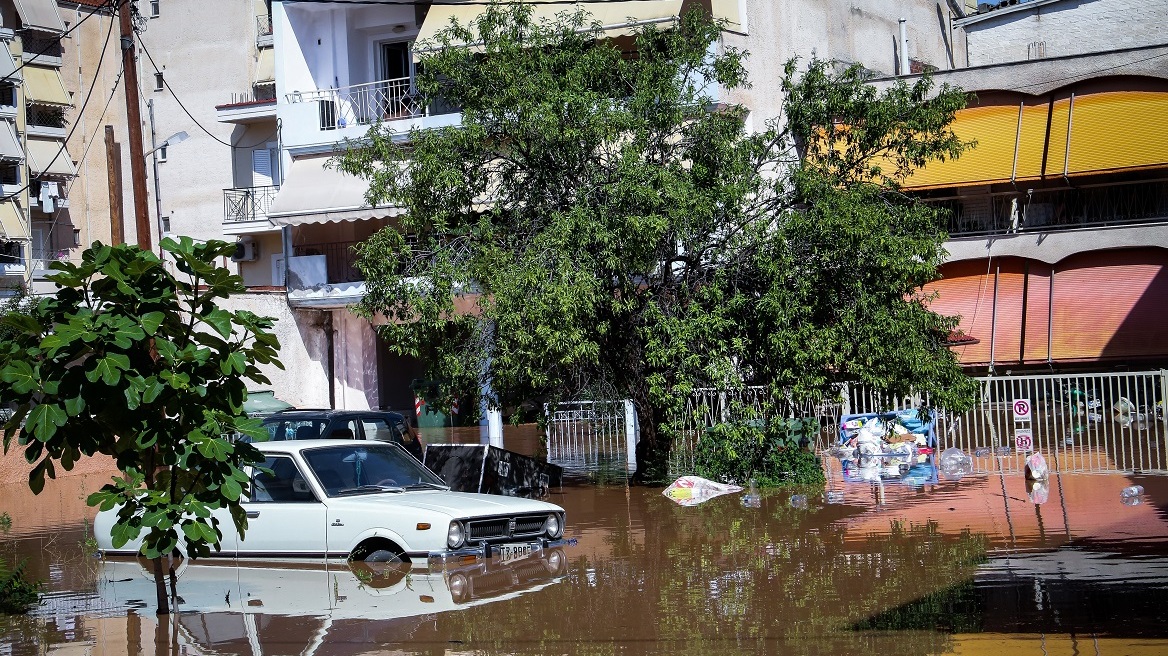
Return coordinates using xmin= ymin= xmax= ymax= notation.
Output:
xmin=258 ymin=409 xmax=425 ymax=461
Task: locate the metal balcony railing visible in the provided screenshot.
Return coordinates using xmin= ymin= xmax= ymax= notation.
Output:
xmin=935 ymin=180 xmax=1168 ymax=238
xmin=21 ymin=34 xmax=63 ymax=61
xmin=288 ymin=77 xmax=426 ymax=130
xmin=26 ymin=105 xmax=65 ymax=128
xmin=224 ymin=185 xmax=279 ymax=223
xmin=292 ymin=240 xmax=363 ymax=284
xmin=257 ymin=13 xmax=273 ymax=39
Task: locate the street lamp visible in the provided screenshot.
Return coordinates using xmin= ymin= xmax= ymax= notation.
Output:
xmin=147 ymin=96 xmax=188 ymax=252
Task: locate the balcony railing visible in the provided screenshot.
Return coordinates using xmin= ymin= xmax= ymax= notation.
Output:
xmin=288 ymin=77 xmax=426 ymax=130
xmin=257 ymin=14 xmax=273 ymax=38
xmin=21 ymin=34 xmax=63 ymax=62
xmin=27 ymin=105 xmax=65 ymax=129
xmin=937 ymin=180 xmax=1168 ymax=238
xmin=292 ymin=240 xmax=362 ymax=284
xmin=224 ymin=185 xmax=279 ymax=223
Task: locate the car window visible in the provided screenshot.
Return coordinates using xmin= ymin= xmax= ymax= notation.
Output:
xmin=324 ymin=418 xmax=360 ymax=440
xmin=250 ymin=456 xmax=318 ymax=503
xmin=362 ymin=415 xmax=424 ymax=461
xmin=259 ymin=418 xmax=327 ymax=442
xmin=302 ymin=444 xmax=445 ymax=496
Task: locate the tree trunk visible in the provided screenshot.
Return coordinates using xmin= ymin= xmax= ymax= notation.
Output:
xmin=143 ymin=446 xmax=170 ymax=615
xmin=631 ymin=381 xmax=670 ymax=483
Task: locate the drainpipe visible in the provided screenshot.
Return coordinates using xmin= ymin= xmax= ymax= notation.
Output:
xmin=989 ymin=264 xmax=1000 ymax=375
xmin=325 ymin=310 xmax=336 ymax=409
xmin=899 ymin=19 xmax=910 ymax=75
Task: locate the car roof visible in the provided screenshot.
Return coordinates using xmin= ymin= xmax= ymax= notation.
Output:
xmin=262 ymin=409 xmax=407 ymax=419
xmin=255 ymin=439 xmax=398 ymax=454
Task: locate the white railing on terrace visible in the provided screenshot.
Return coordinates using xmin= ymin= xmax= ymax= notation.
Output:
xmin=287 ymin=77 xmax=424 ymax=130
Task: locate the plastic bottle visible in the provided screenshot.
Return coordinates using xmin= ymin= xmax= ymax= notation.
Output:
xmin=789 ymin=494 xmax=808 ymax=509
xmin=1120 ymin=485 xmax=1145 ymax=499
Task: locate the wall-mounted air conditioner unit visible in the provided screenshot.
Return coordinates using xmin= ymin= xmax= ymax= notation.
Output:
xmin=231 ymin=236 xmax=260 ymax=262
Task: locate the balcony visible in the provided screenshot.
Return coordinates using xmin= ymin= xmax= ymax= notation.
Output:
xmin=939 ymin=180 xmax=1168 ymax=238
xmin=0 ymin=247 xmax=24 ymax=276
xmin=287 ymin=240 xmax=366 ymax=308
xmin=25 ymin=104 xmax=66 ymax=138
xmin=223 ymin=185 xmax=280 ymax=235
xmin=21 ymin=34 xmax=63 ymax=66
xmin=257 ymin=13 xmax=273 ymax=47
xmin=281 ymin=77 xmax=461 ymax=151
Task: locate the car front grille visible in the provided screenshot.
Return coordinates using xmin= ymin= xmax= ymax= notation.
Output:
xmin=466 ymin=514 xmax=548 ymax=541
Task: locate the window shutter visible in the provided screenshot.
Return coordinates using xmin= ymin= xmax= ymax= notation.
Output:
xmin=252 ymin=148 xmax=273 ymax=187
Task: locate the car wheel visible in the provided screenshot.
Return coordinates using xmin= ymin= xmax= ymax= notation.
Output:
xmin=364 ymin=549 xmax=403 ymax=563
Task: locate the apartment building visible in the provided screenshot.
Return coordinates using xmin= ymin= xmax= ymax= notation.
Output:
xmin=883 ymin=2 xmax=1168 ymax=372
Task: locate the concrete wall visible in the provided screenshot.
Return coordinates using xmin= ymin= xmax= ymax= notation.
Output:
xmin=961 ymin=0 xmax=1168 ymax=67
xmin=238 ymin=230 xmax=283 ymax=287
xmin=723 ymin=0 xmax=967 ymax=126
xmin=138 ymin=0 xmax=257 ymax=249
xmin=219 ymin=292 xmax=332 ymax=408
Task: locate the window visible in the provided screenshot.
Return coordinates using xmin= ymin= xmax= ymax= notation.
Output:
xmin=157 ymin=144 xmax=167 ymax=162
xmin=250 ymin=456 xmax=317 ymax=503
xmin=154 ymin=72 xmax=164 ymax=91
xmin=150 ymin=1 xmax=160 ymax=18
xmin=0 ymin=85 xmax=14 ymax=107
xmin=0 ymin=162 xmax=18 ymax=185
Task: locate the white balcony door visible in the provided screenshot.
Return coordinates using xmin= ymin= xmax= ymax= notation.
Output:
xmin=30 ymin=226 xmax=47 ymax=270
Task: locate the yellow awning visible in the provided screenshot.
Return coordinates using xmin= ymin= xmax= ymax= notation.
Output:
xmin=15 ymin=0 xmax=65 ymax=34
xmin=256 ymin=47 xmax=275 ymax=85
xmin=26 ymin=137 xmax=76 ymax=177
xmin=710 ymin=0 xmax=744 ymax=32
xmin=24 ymin=65 xmax=72 ymax=106
xmin=416 ymin=0 xmax=683 ymax=51
xmin=0 ymin=201 xmax=25 ymax=239
xmin=903 ymin=90 xmax=1168 ymax=190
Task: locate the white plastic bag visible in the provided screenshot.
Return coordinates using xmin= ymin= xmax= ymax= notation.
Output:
xmin=1024 ymin=451 xmax=1049 ymax=481
xmin=662 ymin=476 xmax=744 ymax=507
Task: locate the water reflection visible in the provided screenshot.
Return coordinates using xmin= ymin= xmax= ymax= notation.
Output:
xmin=2 ymin=432 xmax=1168 ymax=654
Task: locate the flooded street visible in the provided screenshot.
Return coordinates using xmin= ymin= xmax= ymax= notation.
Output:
xmin=3 ymin=431 xmax=1168 ymax=655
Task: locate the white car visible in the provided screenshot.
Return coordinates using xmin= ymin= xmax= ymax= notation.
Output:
xmin=94 ymin=439 xmax=571 ymax=562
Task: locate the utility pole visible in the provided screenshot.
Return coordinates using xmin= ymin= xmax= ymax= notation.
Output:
xmin=120 ymin=0 xmax=151 ymax=251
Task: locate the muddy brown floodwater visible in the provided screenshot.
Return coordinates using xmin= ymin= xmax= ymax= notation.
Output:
xmin=3 ymin=427 xmax=1168 ymax=655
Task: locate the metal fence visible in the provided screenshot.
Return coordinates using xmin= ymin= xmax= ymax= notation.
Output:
xmin=544 ymin=400 xmax=638 ymax=478
xmin=668 ymin=370 xmax=1168 ymax=477
xmin=292 ymin=240 xmax=362 ymax=284
xmin=292 ymin=77 xmax=424 ymax=130
xmin=223 ymin=185 xmax=279 ymax=223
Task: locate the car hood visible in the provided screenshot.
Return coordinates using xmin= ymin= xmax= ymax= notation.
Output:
xmin=334 ymin=491 xmax=563 ymax=518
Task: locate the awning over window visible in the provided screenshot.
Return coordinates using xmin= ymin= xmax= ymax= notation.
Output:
xmin=26 ymin=137 xmax=76 ymax=177
xmin=904 ymin=90 xmax=1168 ymax=190
xmin=267 ymin=156 xmax=405 ymax=226
xmin=256 ymin=47 xmax=275 ymax=85
xmin=710 ymin=0 xmax=744 ymax=32
xmin=0 ymin=121 xmax=23 ymax=161
xmin=0 ymin=201 xmax=25 ymax=239
xmin=15 ymin=0 xmax=66 ymax=34
xmin=416 ymin=0 xmax=683 ymax=51
xmin=0 ymin=47 xmax=19 ymax=82
xmin=24 ymin=65 xmax=72 ymax=107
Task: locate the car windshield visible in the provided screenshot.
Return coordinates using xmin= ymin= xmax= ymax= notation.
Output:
xmin=301 ymin=443 xmax=447 ymax=497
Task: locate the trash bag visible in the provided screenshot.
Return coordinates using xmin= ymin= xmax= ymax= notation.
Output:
xmin=1024 ymin=451 xmax=1049 ymax=481
xmin=662 ymin=476 xmax=744 ymax=507
xmin=1026 ymin=478 xmax=1049 ymax=505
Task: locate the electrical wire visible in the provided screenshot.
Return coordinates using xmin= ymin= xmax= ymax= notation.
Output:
xmin=134 ymin=35 xmax=279 ymax=150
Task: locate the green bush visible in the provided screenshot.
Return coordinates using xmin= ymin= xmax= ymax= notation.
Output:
xmin=692 ymin=419 xmax=825 ymax=487
xmin=0 ymin=559 xmax=41 ymax=614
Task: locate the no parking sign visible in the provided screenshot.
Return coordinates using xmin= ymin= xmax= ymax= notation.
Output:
xmin=1012 ymin=398 xmax=1032 ymax=422
xmin=1015 ymin=428 xmax=1034 ymax=453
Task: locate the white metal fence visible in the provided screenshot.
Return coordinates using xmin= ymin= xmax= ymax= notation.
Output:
xmin=289 ymin=77 xmax=423 ymax=130
xmin=669 ymin=370 xmax=1168 ymax=477
xmin=545 ymin=400 xmax=638 ymax=477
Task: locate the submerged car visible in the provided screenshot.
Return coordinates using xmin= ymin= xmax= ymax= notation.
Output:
xmin=94 ymin=440 xmax=571 ymax=562
xmin=256 ymin=409 xmax=425 ymax=461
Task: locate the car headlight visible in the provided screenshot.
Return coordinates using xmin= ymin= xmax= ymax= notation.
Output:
xmin=543 ymin=514 xmax=562 ymax=539
xmin=447 ymin=521 xmax=464 ymax=548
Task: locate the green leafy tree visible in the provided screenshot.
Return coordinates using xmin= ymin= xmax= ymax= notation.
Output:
xmin=0 ymin=238 xmax=282 ymax=614
xmin=335 ymin=3 xmax=977 ymax=480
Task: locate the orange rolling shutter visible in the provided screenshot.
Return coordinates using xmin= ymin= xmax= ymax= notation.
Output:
xmin=1050 ymin=248 xmax=1168 ymax=362
xmin=924 ymin=259 xmax=1027 ymax=366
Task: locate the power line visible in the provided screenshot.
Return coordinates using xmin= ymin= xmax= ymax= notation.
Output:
xmin=1 ymin=0 xmax=122 ymax=84
xmin=134 ymin=35 xmax=278 ymax=150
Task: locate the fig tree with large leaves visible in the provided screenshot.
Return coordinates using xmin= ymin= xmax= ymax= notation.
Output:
xmin=0 ymin=237 xmax=282 ymax=614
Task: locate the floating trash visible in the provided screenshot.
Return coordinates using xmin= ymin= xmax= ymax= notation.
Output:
xmin=789 ymin=494 xmax=808 ymax=510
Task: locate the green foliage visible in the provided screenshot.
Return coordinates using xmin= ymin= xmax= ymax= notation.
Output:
xmin=693 ymin=420 xmax=825 ymax=487
xmin=0 ymin=238 xmax=282 ymax=563
xmin=0 ymin=559 xmax=41 ymax=614
xmin=335 ymin=3 xmax=978 ymax=473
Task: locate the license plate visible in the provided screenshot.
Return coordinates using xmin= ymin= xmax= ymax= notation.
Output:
xmin=495 ymin=544 xmax=533 ymax=562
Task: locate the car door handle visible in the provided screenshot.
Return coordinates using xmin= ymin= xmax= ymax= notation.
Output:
xmin=246 ymin=511 xmax=260 ymax=519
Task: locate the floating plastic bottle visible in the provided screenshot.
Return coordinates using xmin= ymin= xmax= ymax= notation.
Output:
xmin=741 ymin=480 xmax=761 ymax=509
xmin=1120 ymin=485 xmax=1145 ymax=499
xmin=938 ymin=448 xmax=973 ymax=480
xmin=789 ymin=494 xmax=808 ymax=509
